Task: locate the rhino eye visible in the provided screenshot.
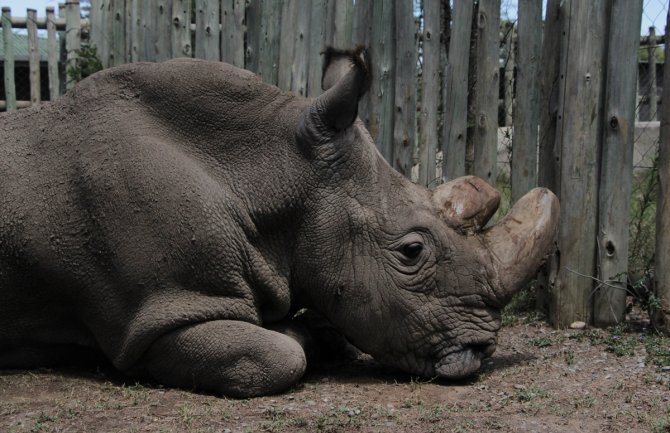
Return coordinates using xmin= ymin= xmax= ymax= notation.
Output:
xmin=401 ymin=242 xmax=424 ymax=259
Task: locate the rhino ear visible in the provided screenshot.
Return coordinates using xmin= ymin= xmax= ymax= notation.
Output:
xmin=297 ymin=46 xmax=371 ymax=144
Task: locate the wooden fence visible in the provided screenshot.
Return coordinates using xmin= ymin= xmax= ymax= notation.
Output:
xmin=0 ymin=1 xmax=88 ymax=110
xmin=1 ymin=0 xmax=668 ymax=332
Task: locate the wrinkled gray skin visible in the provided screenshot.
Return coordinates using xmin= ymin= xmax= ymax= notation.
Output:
xmin=0 ymin=48 xmax=559 ymax=398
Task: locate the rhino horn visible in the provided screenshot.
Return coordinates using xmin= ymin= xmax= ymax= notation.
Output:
xmin=479 ymin=187 xmax=560 ymax=304
xmin=297 ymin=46 xmax=370 ymax=143
xmin=432 ymin=176 xmax=500 ymax=233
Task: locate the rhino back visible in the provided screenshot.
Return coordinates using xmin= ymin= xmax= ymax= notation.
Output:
xmin=0 ymin=59 xmax=310 ymax=369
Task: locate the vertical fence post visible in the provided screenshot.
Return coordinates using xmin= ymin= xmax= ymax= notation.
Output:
xmin=257 ymin=1 xmax=282 ymax=85
xmin=195 ymin=0 xmax=220 ymax=61
xmin=370 ymin=0 xmax=395 ymax=162
xmin=653 ymin=7 xmax=670 ymax=336
xmin=65 ymin=0 xmax=81 ymax=90
xmin=278 ymin=0 xmax=297 ymax=91
xmin=2 ymin=7 xmax=16 ymax=111
xmin=221 ymin=0 xmax=245 ymax=67
xmin=88 ymin=0 xmax=104 ymax=64
xmin=351 ymin=0 xmax=373 ymax=126
xmin=27 ymin=9 xmax=41 ymax=105
xmin=502 ymin=23 xmax=514 ymax=127
xmin=442 ymin=0 xmax=473 ymax=182
xmin=129 ymin=0 xmax=140 ymax=62
xmin=594 ymin=0 xmax=642 ymax=327
xmin=306 ymin=0 xmax=326 ymax=98
xmin=471 ymin=0 xmax=500 ymax=186
xmin=551 ymin=0 xmax=609 ymax=327
xmin=392 ymin=0 xmax=416 ymax=180
xmin=154 ymin=1 xmax=171 ymax=61
xmin=418 ymin=0 xmax=440 ymax=186
xmin=511 ymin=0 xmax=542 ymax=204
xmin=111 ymin=0 xmax=128 ymax=65
xmin=46 ymin=6 xmax=60 ymax=100
xmin=278 ymin=0 xmax=309 ymax=96
xmin=648 ymin=26 xmax=658 ymax=120
xmin=171 ymin=0 xmax=192 ymax=58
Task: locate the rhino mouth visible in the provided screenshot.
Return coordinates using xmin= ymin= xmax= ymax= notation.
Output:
xmin=433 ymin=342 xmax=496 ymax=379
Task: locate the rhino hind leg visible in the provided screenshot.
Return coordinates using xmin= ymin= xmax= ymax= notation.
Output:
xmin=137 ymin=320 xmax=306 ymax=398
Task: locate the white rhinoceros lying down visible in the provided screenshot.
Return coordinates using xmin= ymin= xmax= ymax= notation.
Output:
xmin=0 ymin=47 xmax=559 ymax=397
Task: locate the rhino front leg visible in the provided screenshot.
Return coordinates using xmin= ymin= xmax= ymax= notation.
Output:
xmin=138 ymin=320 xmax=307 ymax=398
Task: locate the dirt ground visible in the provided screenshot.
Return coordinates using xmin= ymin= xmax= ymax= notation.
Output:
xmin=1 ymin=308 xmax=669 ymax=433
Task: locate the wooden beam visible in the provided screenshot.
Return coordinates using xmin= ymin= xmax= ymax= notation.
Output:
xmin=65 ymin=0 xmax=81 ymax=90
xmin=2 ymin=7 xmax=17 ymax=111
xmin=418 ymin=0 xmax=440 ymax=186
xmin=653 ymin=4 xmax=670 ymax=336
xmin=551 ymin=0 xmax=609 ymax=327
xmin=46 ymin=6 xmax=60 ymax=101
xmin=471 ymin=0 xmax=500 ymax=186
xmin=442 ymin=0 xmax=474 ymax=182
xmin=27 ymin=9 xmax=41 ymax=105
xmin=511 ymin=0 xmax=542 ymax=203
xmin=594 ymin=0 xmax=643 ymax=327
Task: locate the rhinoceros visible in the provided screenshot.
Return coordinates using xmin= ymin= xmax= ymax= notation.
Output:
xmin=0 ymin=47 xmax=558 ymax=397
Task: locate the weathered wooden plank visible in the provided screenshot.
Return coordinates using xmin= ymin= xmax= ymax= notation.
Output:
xmin=66 ymin=0 xmax=81 ymax=89
xmin=140 ymin=0 xmax=156 ymax=61
xmin=471 ymin=0 xmax=500 ymax=186
xmin=552 ymin=0 xmax=609 ymax=327
xmin=27 ymin=9 xmax=41 ymax=105
xmin=653 ymin=8 xmax=670 ymax=336
xmin=153 ymin=0 xmax=171 ymax=61
xmin=306 ymin=0 xmax=326 ymax=98
xmin=290 ymin=1 xmax=310 ymax=97
xmin=46 ymin=6 xmax=60 ymax=100
xmin=536 ymin=0 xmax=565 ymax=317
xmin=2 ymin=7 xmax=16 ymax=111
xmin=245 ymin=0 xmax=262 ymax=74
xmin=195 ymin=0 xmax=220 ymax=60
xmin=88 ymin=0 xmax=104 ymax=62
xmin=171 ymin=0 xmax=192 ymax=58
xmin=110 ymin=0 xmax=127 ymax=65
xmin=221 ymin=0 xmax=245 ymax=66
xmin=370 ymin=0 xmax=395 ymax=162
xmin=89 ymin=0 xmax=109 ymax=67
xmin=278 ymin=0 xmax=297 ymax=91
xmin=511 ymin=0 xmax=542 ymax=204
xmin=538 ymin=0 xmax=563 ymax=192
xmin=442 ymin=0 xmax=474 ymax=181
xmin=392 ymin=0 xmax=416 ymax=180
xmin=502 ymin=23 xmax=514 ymax=127
xmin=278 ymin=0 xmax=309 ymax=96
xmin=327 ymin=0 xmax=353 ymax=48
xmin=648 ymin=26 xmax=658 ymax=120
xmin=58 ymin=3 xmax=67 ymax=95
xmin=257 ymin=0 xmax=282 ymax=85
xmin=594 ymin=0 xmax=642 ymax=327
xmin=418 ymin=0 xmax=440 ymax=186
xmin=0 ymin=100 xmax=31 ymax=110
xmin=129 ymin=0 xmax=140 ymax=62
xmin=351 ymin=0 xmax=373 ymax=126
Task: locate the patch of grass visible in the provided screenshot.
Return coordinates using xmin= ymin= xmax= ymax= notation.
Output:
xmin=651 ymin=407 xmax=670 ymax=433
xmin=527 ymin=336 xmax=552 ymax=348
xmin=515 ymin=385 xmax=548 ymax=402
xmin=314 ymin=406 xmax=362 ymax=433
xmin=30 ymin=413 xmax=57 ymax=433
xmin=644 ymin=334 xmax=670 ymax=367
xmin=417 ymin=404 xmax=448 ymax=423
xmin=261 ymin=406 xmax=307 ymax=431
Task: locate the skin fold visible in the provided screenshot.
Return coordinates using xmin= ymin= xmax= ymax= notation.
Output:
xmin=0 ymin=47 xmax=559 ymax=397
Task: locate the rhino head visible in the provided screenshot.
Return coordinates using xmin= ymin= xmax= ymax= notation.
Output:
xmin=292 ymin=47 xmax=559 ymax=379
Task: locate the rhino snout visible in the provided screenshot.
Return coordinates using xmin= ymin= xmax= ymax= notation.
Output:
xmin=434 ymin=341 xmax=497 ymax=378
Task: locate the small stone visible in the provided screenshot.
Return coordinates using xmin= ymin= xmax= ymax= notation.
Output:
xmin=570 ymin=321 xmax=587 ymax=330
xmin=661 ymin=366 xmax=670 ymax=372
